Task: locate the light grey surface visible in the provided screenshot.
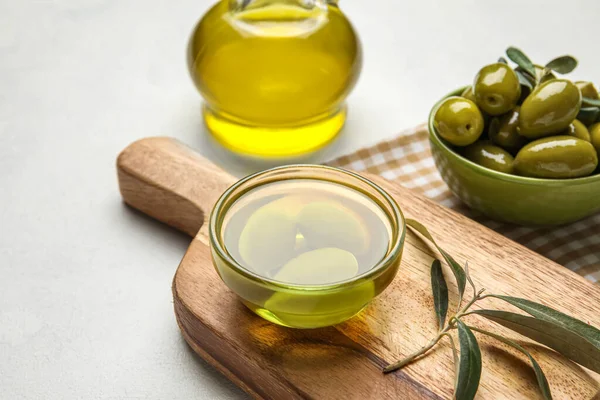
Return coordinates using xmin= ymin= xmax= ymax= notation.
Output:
xmin=1 ymin=0 xmax=599 ymax=398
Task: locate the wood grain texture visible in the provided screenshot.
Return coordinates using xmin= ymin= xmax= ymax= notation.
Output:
xmin=117 ymin=137 xmax=235 ymax=236
xmin=118 ymin=137 xmax=600 ymax=399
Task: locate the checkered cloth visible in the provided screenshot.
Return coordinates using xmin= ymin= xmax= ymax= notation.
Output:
xmin=328 ymin=124 xmax=600 ymax=285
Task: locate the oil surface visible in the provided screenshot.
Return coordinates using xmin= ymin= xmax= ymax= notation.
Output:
xmin=222 ymin=179 xmax=391 ymax=285
xmin=188 ymin=0 xmax=362 ymax=157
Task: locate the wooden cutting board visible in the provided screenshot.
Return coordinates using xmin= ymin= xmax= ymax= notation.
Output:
xmin=117 ymin=137 xmax=600 ymax=399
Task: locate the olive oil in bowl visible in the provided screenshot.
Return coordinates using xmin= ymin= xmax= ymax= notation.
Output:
xmin=224 ymin=180 xmax=391 ymax=283
xmin=210 ymin=166 xmax=405 ymax=328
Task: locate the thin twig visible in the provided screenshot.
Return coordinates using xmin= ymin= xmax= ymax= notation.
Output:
xmin=457 ymin=311 xmax=478 ymax=318
xmin=464 ymin=261 xmax=477 ymax=295
xmin=454 ymin=289 xmax=485 ymax=320
xmin=385 ymin=289 xmax=486 ymax=373
xmin=383 ymin=334 xmax=446 ymax=373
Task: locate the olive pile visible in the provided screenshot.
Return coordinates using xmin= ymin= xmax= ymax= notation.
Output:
xmin=434 ymin=47 xmax=600 ymax=179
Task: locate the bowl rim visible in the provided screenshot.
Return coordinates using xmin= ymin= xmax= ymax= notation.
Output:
xmin=209 ymin=164 xmax=406 ymax=292
xmin=429 ymin=86 xmax=600 ymax=186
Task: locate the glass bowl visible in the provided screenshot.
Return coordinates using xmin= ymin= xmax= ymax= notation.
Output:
xmin=209 ymin=165 xmax=405 ymax=328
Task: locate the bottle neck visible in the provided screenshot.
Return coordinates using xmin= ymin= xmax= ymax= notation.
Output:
xmin=228 ymin=0 xmax=336 ymax=12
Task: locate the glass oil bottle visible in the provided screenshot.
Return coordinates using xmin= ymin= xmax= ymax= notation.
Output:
xmin=187 ymin=0 xmax=362 ymax=158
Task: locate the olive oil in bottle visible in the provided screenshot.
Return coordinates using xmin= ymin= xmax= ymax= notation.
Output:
xmin=188 ymin=0 xmax=362 ymax=158
xmin=220 ymin=179 xmax=391 ymax=327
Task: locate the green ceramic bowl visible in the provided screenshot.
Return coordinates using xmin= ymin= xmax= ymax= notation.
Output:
xmin=429 ymin=87 xmax=600 ymax=226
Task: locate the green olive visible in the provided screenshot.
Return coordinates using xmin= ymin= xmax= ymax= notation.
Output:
xmin=575 ymin=81 xmax=599 ymax=100
xmin=461 ymin=86 xmax=476 ymax=102
xmin=489 ymin=107 xmax=527 ymax=153
xmin=433 ymin=97 xmax=484 ymax=146
xmin=473 ymin=63 xmax=521 ymax=115
xmin=590 ymin=123 xmax=600 ymax=153
xmin=297 ymin=201 xmax=369 ymax=255
xmin=272 ymin=248 xmax=358 ymax=284
xmin=464 ymin=141 xmax=515 ymax=174
xmin=518 ymin=79 xmax=582 ymax=139
xmin=563 ymin=119 xmax=591 ymax=142
xmin=514 ymin=136 xmax=598 ymax=179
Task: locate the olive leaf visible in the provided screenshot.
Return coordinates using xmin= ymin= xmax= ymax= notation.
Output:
xmin=515 ymin=69 xmax=534 ymax=90
xmin=577 ymin=107 xmax=600 ymax=126
xmin=455 ymin=320 xmax=482 ymax=400
xmin=469 ymin=326 xmax=552 ymax=400
xmin=583 ymin=97 xmax=600 ymax=108
xmin=545 ymin=55 xmax=578 ymax=74
xmin=506 ymin=47 xmax=536 ymax=79
xmin=431 ymin=260 xmax=449 ymax=329
xmin=406 ymin=219 xmax=467 ymax=303
xmin=515 ymin=70 xmax=533 ymax=102
xmin=472 ymin=309 xmax=600 ymax=374
xmin=443 ymin=333 xmax=460 ymax=389
xmin=515 ymin=68 xmax=536 ymax=87
xmin=489 ymin=295 xmax=600 ymax=348
xmin=498 ymin=57 xmax=508 ymax=64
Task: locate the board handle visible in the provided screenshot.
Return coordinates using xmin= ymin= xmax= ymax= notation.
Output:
xmin=117 ymin=137 xmax=237 ymax=237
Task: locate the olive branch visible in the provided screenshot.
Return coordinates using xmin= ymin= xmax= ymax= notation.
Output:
xmin=383 ymin=219 xmax=600 ymax=400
